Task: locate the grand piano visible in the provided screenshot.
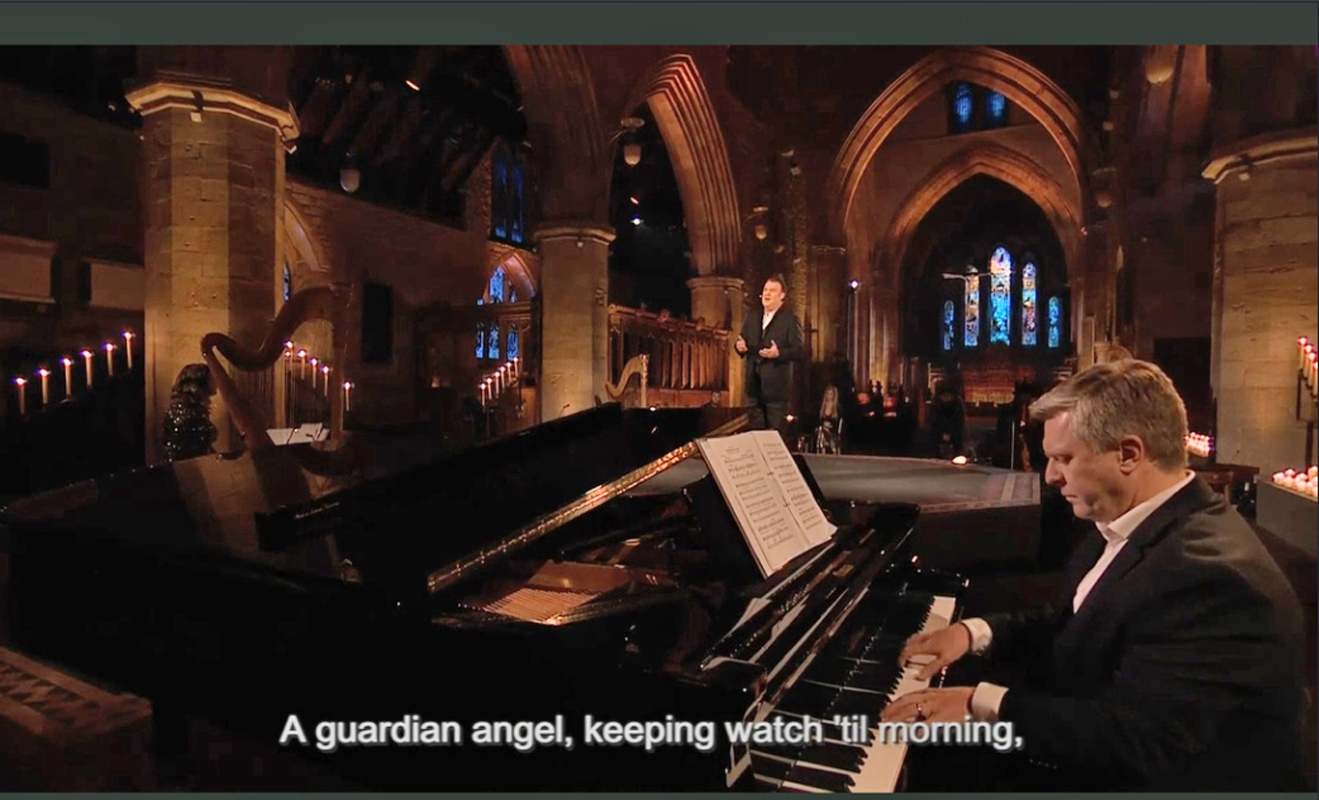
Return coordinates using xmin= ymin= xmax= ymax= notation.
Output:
xmin=2 ymin=403 xmax=966 ymax=791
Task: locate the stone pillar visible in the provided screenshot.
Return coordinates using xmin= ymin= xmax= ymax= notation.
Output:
xmin=127 ymin=77 xmax=298 ymax=462
xmin=1202 ymin=131 xmax=1318 ymax=475
xmin=871 ymin=285 xmax=899 ymax=389
xmin=535 ymin=223 xmax=613 ymax=420
xmin=687 ymin=275 xmax=744 ymax=404
xmin=810 ymin=245 xmax=846 ymax=362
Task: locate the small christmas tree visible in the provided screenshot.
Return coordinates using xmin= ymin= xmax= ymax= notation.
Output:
xmin=162 ymin=363 xmax=217 ymax=461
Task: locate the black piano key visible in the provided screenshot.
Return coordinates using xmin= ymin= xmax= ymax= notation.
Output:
xmin=784 ymin=763 xmax=855 ymax=792
xmin=751 ymin=752 xmax=794 ymax=781
xmin=834 ymin=662 xmax=902 ymax=695
xmin=829 ymin=687 xmax=890 ymax=717
xmin=795 ymin=741 xmax=870 ymax=772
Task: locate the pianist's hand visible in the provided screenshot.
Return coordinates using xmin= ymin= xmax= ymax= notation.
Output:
xmin=881 ymin=687 xmax=975 ymax=724
xmin=898 ymin=622 xmax=973 ymax=680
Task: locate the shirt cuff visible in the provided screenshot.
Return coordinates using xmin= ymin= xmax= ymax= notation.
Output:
xmin=971 ymin=682 xmax=1009 ymax=722
xmin=959 ymin=617 xmax=994 ymax=654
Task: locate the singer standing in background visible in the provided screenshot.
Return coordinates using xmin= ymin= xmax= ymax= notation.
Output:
xmin=734 ymin=275 xmax=804 ymax=436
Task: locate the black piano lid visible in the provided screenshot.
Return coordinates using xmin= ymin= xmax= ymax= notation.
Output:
xmin=1 ymin=404 xmax=745 ymax=597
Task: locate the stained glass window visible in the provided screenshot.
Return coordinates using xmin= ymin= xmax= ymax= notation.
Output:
xmin=986 ymin=91 xmax=1008 ymax=127
xmin=491 ymin=159 xmax=509 ymax=240
xmin=952 ymin=83 xmax=974 ymax=133
xmin=510 ymin=164 xmax=524 ymax=244
xmin=507 ymin=326 xmax=519 ymax=361
xmin=282 ymin=261 xmax=291 ymax=303
xmin=942 ymin=300 xmax=955 ymax=352
xmin=1048 ymin=296 xmax=1062 ymax=349
xmin=489 ymin=266 xmax=506 ymax=304
xmin=476 ymin=322 xmax=486 ymax=359
xmin=509 ymin=286 xmax=518 ymax=303
xmin=1021 ymin=262 xmax=1038 ymax=346
xmin=487 ymin=325 xmax=500 ymax=360
xmin=989 ymin=247 xmax=1012 ymax=345
xmin=964 ymin=276 xmax=980 ymax=347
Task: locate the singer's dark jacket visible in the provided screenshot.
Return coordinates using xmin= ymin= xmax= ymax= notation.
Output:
xmin=982 ymin=477 xmax=1306 ymax=790
xmin=737 ymin=307 xmax=804 ymax=403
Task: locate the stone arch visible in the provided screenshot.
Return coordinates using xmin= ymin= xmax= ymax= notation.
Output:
xmin=881 ymin=144 xmax=1084 ymax=291
xmin=829 ymin=47 xmax=1097 ymax=245
xmin=620 ymin=54 xmax=741 ymax=277
xmin=484 ymin=249 xmax=537 ymax=302
xmin=283 ymin=199 xmax=330 ymax=281
xmin=502 ymin=46 xmax=611 ymax=223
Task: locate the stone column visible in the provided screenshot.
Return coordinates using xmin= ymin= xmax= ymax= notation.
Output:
xmin=127 ymin=77 xmax=297 ymax=462
xmin=535 ymin=223 xmax=614 ymax=420
xmin=687 ymin=275 xmax=744 ymax=404
xmin=810 ymin=245 xmax=846 ymax=362
xmin=871 ymin=285 xmax=899 ymax=389
xmin=1202 ymin=131 xmax=1318 ymax=475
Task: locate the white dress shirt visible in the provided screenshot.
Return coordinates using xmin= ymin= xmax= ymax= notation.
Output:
xmin=961 ymin=471 xmax=1196 ymax=720
xmin=762 ymin=309 xmax=777 ymax=331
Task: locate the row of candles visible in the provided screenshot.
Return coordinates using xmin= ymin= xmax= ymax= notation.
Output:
xmin=479 ymin=357 xmax=520 ymax=409
xmin=283 ymin=341 xmax=354 ymax=412
xmin=1184 ymin=432 xmax=1213 ymax=458
xmin=1271 ymin=466 xmax=1317 ymax=500
xmin=11 ymin=331 xmax=135 ymax=417
xmin=1300 ymin=337 xmax=1318 ymax=399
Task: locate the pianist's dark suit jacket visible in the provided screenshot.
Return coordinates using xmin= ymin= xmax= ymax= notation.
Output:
xmin=982 ymin=477 xmax=1306 ymax=790
xmin=737 ymin=307 xmax=804 ymax=404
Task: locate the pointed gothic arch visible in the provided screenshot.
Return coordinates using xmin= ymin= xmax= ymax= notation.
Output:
xmin=882 ymin=144 xmax=1083 ymax=292
xmin=621 ymin=54 xmax=741 ymax=277
xmin=829 ymin=47 xmax=1098 ymax=246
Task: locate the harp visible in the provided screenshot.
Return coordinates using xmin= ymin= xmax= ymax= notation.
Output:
xmin=602 ymin=353 xmax=648 ymax=407
xmin=201 ymin=284 xmax=352 ymax=452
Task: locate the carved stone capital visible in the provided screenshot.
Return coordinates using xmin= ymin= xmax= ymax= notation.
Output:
xmin=126 ymin=78 xmax=299 ymax=149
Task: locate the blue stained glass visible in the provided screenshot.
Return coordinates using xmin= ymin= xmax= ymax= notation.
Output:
xmin=487 ymin=325 xmax=500 ymax=360
xmin=989 ymin=247 xmax=1012 ymax=345
xmin=942 ymin=300 xmax=955 ymax=351
xmin=509 ymin=286 xmax=518 ymax=303
xmin=986 ymin=91 xmax=1007 ymax=126
xmin=282 ymin=262 xmax=291 ymax=302
xmin=511 ymin=165 xmax=524 ymax=244
xmin=492 ymin=160 xmax=508 ymax=240
xmin=952 ymin=84 xmax=973 ymax=132
xmin=1021 ymin=263 xmax=1038 ymax=346
xmin=489 ymin=266 xmax=506 ymax=303
xmin=964 ymin=276 xmax=980 ymax=347
xmin=507 ymin=326 xmax=519 ymax=361
xmin=476 ymin=322 xmax=486 ymax=359
xmin=1048 ymin=296 xmax=1062 ymax=349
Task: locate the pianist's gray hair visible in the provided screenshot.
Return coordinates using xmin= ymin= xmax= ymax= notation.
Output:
xmin=1028 ymin=358 xmax=1187 ymax=471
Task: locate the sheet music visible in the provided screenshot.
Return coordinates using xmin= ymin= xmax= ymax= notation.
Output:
xmin=749 ymin=430 xmax=836 ymax=548
xmin=696 ymin=432 xmax=836 ymax=577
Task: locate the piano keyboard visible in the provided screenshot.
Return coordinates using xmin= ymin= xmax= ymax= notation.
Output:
xmin=751 ymin=592 xmax=958 ymax=793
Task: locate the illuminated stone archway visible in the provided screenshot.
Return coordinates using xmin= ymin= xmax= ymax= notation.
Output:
xmin=881 ymin=144 xmax=1083 ymax=292
xmin=622 ymin=54 xmax=741 ymax=277
xmin=828 ymin=46 xmax=1097 ymax=246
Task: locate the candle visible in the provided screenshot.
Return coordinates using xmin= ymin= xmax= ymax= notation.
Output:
xmin=322 ymin=365 xmax=330 ymax=396
xmin=81 ymin=350 xmax=93 ymax=389
xmin=310 ymin=358 xmax=319 ymax=389
xmin=104 ymin=342 xmax=116 ymax=377
xmin=123 ymin=331 xmax=134 ymax=369
xmin=297 ymin=350 xmax=307 ymax=380
xmin=61 ymin=358 xmax=72 ymax=398
xmin=1300 ymin=337 xmax=1309 ymax=372
xmin=14 ymin=377 xmax=26 ymax=416
xmin=342 ymin=381 xmax=352 ymax=412
xmin=38 ymin=368 xmax=49 ymax=407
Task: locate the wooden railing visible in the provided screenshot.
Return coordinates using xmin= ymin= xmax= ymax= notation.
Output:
xmin=607 ymin=305 xmax=730 ymax=406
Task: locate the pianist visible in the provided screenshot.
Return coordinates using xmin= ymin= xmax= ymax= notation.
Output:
xmin=882 ymin=359 xmax=1307 ymax=790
